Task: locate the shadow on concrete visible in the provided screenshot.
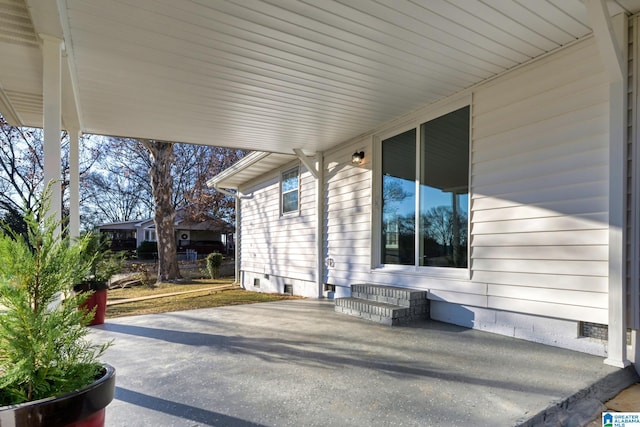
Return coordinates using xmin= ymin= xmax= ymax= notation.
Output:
xmin=92 ymin=301 xmax=638 ymax=426
xmin=103 ymin=322 xmax=573 ymax=397
xmin=115 ymin=387 xmax=265 ymax=427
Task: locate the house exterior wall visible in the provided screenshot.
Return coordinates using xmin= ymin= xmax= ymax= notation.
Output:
xmin=136 ymin=220 xmax=155 ymax=247
xmin=324 ymin=142 xmax=373 ymax=295
xmin=470 ymin=37 xmax=609 ymax=324
xmin=235 ymin=36 xmax=626 ymax=356
xmin=462 ymin=37 xmax=610 ymax=354
xmin=238 ymin=163 xmax=319 ymax=297
xmin=322 ymin=37 xmax=612 ymax=355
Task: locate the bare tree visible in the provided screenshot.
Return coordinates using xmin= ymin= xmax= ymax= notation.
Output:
xmin=424 ymin=206 xmax=453 ymax=248
xmin=84 ymin=139 xmax=245 ymax=227
xmin=177 ymin=145 xmax=245 ymax=223
xmin=139 ymin=139 xmax=181 ymax=283
xmin=82 ymin=171 xmax=149 ymax=223
xmin=78 ymin=136 xmax=245 ymax=283
xmin=79 ymin=137 xmax=154 ymax=229
xmin=0 ymin=114 xmax=102 ymax=232
xmin=423 ymin=205 xmax=468 ymax=267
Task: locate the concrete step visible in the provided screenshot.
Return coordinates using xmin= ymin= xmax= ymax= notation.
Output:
xmin=335 ymin=284 xmax=429 ymax=326
xmin=351 ymin=283 xmax=427 ymax=308
xmin=335 ymin=297 xmax=408 ymax=326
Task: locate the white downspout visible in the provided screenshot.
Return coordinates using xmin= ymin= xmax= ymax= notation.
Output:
xmin=315 ymin=154 xmax=325 ymax=298
xmin=234 ymin=192 xmax=240 ymax=285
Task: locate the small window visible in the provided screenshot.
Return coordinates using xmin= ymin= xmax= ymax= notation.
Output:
xmin=144 ymin=230 xmax=156 ymax=242
xmin=281 ymin=167 xmax=299 ymax=215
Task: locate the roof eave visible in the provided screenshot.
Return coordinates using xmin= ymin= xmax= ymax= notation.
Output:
xmin=206 ymin=151 xmax=271 ymax=189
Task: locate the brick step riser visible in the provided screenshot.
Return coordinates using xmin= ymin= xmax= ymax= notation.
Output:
xmin=335 ymin=298 xmax=428 ymax=317
xmin=351 ymin=285 xmax=427 ymax=307
xmin=335 ymin=284 xmax=430 ymax=326
xmin=351 ymin=292 xmax=427 ymax=307
xmin=335 ymin=304 xmax=416 ymax=326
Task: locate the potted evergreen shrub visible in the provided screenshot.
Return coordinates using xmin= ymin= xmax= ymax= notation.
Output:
xmin=74 ymin=234 xmax=124 ymax=325
xmin=0 ymin=191 xmax=115 ymax=426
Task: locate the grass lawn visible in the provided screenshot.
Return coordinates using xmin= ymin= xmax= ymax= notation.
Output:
xmin=106 ymin=278 xmax=301 ymax=318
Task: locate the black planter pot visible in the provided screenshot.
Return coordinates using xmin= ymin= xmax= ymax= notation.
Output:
xmin=0 ymin=364 xmax=116 ymax=427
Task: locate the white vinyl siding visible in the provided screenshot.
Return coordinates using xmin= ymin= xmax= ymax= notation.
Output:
xmin=320 ymin=37 xmax=610 ymax=323
xmin=471 ymin=37 xmax=609 ymax=324
xmin=325 ymin=143 xmax=372 ymax=287
xmin=232 ymin=35 xmax=615 ymax=329
xmin=239 ymin=165 xmax=317 ymax=287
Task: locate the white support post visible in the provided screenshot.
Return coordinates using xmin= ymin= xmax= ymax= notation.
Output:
xmin=68 ymin=127 xmax=81 ymax=240
xmin=606 ymin=75 xmax=631 ymax=368
xmin=41 ymin=35 xmax=63 ymax=225
xmin=213 ymin=184 xmax=241 ymax=284
xmin=585 ymin=1 xmax=631 ymax=368
xmin=293 ymin=148 xmax=325 ymax=297
xmin=602 ymin=13 xmax=630 ymax=368
xmin=633 ymin=16 xmax=640 ymax=374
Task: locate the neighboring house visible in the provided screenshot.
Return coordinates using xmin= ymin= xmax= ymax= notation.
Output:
xmin=208 ymin=31 xmax=638 ymax=366
xmin=98 ymin=211 xmax=234 ymax=256
xmin=96 ymin=220 xmax=142 ymax=252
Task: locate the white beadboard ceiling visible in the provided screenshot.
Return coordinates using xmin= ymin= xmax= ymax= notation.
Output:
xmin=1 ymin=0 xmax=639 ymax=155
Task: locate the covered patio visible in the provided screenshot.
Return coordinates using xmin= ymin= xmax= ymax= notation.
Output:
xmin=1 ymin=0 xmax=637 ymax=234
xmin=91 ymin=299 xmax=638 ymax=426
xmin=2 ymin=0 xmax=640 ymax=375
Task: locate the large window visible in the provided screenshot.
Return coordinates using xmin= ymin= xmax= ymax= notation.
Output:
xmin=281 ymin=166 xmax=300 ymax=215
xmin=381 ymin=128 xmax=416 ymax=265
xmin=381 ymin=106 xmax=469 ymax=268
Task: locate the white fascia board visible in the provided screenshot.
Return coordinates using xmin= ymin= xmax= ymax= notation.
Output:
xmin=98 ymin=221 xmax=140 ymax=229
xmin=206 ymin=151 xmax=271 ymax=189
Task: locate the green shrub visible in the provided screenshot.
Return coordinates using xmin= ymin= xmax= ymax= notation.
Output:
xmin=0 ymin=190 xmax=109 ymax=405
xmin=136 ymin=240 xmax=158 ymax=260
xmin=206 ymin=252 xmax=224 ymax=279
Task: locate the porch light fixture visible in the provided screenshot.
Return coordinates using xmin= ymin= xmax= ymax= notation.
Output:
xmin=351 ymin=151 xmax=365 ymax=165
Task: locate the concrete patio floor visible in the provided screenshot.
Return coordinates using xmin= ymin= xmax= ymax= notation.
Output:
xmin=89 ymin=299 xmax=639 ymax=427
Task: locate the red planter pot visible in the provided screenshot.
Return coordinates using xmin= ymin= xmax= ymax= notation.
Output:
xmin=0 ymin=364 xmax=116 ymax=427
xmin=81 ymin=289 xmax=108 ymax=326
